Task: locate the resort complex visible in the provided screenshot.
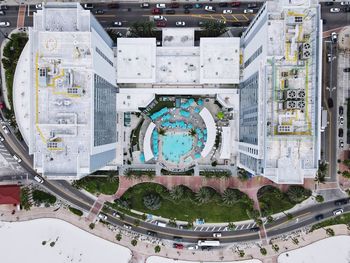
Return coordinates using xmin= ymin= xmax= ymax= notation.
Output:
xmin=13 ymin=0 xmax=322 ymax=183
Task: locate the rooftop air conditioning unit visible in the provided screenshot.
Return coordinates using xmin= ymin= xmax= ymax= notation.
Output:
xmin=303 ymin=43 xmax=311 ymax=50
xmin=284 ymin=101 xmax=296 ymax=109
xmin=297 ymin=90 xmax=305 ymax=98
xmin=298 ymin=101 xmax=306 ymax=109
xmin=287 ymin=90 xmax=296 ymax=99
xmin=278 ymin=125 xmax=293 ymax=133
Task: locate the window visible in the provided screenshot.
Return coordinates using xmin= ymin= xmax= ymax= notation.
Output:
xmin=244 ymin=46 xmax=263 ymax=68
xmin=95 ymin=47 xmax=113 ymax=67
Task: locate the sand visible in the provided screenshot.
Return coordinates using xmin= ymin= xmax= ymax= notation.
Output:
xmin=0 ymin=218 xmax=132 ymax=263
xmin=147 ymin=257 xmax=262 ymax=263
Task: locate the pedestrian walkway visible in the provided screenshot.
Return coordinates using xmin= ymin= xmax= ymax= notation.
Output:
xmin=87 ymin=199 xmax=104 ymax=221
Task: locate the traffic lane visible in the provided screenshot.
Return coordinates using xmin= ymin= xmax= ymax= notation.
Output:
xmin=53 ymin=180 xmax=95 ymax=206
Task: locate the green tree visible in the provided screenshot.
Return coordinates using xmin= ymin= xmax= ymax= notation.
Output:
xmin=266 ymin=215 xmax=274 ymax=224
xmin=315 ymin=162 xmax=328 ymax=183
xmin=195 ymin=187 xmax=211 ymax=204
xmin=131 ymin=239 xmax=137 ymax=246
xmin=200 ymin=20 xmax=228 ymax=37
xmin=129 ymin=21 xmax=156 ymax=37
xmin=169 ymin=185 xmax=184 ymax=201
xmin=222 ymin=188 xmax=241 ymax=205
xmin=154 ymin=245 xmax=161 ymax=253
xmin=260 ymin=247 xmax=267 ymax=255
xmin=343 ymin=159 xmax=350 ymax=168
xmin=326 ymin=228 xmax=335 ymax=236
xmin=315 ymin=195 xmax=324 ymax=203
xmin=246 ymin=209 xmax=260 ymax=220
xmin=158 ymin=128 xmax=166 ymax=136
xmin=228 ymin=222 xmax=236 ymax=230
xmin=272 ymin=244 xmax=279 ymax=252
xmin=106 ymin=28 xmax=122 ymax=44
xmin=238 ymin=250 xmax=245 ymax=257
xmin=89 ymin=223 xmax=95 ymax=230
xmin=143 ymin=193 xmax=161 ymax=210
xmin=188 ymin=128 xmax=196 ymax=137
xmin=115 ymin=233 xmax=122 ymax=241
xmin=342 ymin=171 xmax=350 ymax=179
xmin=286 ymin=186 xmax=311 ymax=203
xmin=238 ymin=168 xmax=250 ymax=181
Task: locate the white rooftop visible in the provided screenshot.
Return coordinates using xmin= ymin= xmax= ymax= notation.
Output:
xmin=116 ymin=36 xmax=240 ymax=85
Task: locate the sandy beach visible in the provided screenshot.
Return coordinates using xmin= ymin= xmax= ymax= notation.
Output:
xmin=0 ymin=218 xmax=132 ymax=263
xmin=147 ymin=257 xmax=262 ymax=263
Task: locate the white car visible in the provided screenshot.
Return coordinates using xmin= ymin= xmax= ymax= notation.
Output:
xmin=175 ymin=21 xmax=186 ymax=27
xmin=0 ymin=135 xmax=4 ymax=142
xmin=339 ymin=116 xmax=344 ymax=125
xmin=331 ymin=32 xmax=338 ymax=43
xmin=35 ymin=4 xmax=42 ymax=9
xmin=123 ymin=224 xmax=132 ymax=229
xmin=340 ymin=1 xmax=350 ymax=5
xmin=2 ymin=125 xmax=9 ymax=134
xmin=98 ymin=213 xmax=108 ymax=220
xmin=13 ymin=154 xmax=22 ymax=163
xmin=156 ymin=3 xmax=166 ymax=9
xmin=113 ymin=21 xmax=122 ymax=27
xmin=112 ymin=211 xmax=121 ymax=218
xmin=333 ymin=208 xmax=344 ymax=215
xmin=339 ymin=139 xmax=344 ymax=148
xmin=223 ymin=9 xmax=232 ymax=14
xmin=34 ymin=175 xmax=44 ymax=184
xmin=153 ymin=15 xmax=166 ymax=21
xmin=330 ymin=8 xmax=340 ymax=13
xmin=204 ymin=5 xmax=216 ymax=12
xmin=187 ymin=245 xmax=199 ymax=250
xmin=0 ymin=21 xmax=10 ymax=27
xmin=244 ymin=9 xmax=254 ymax=14
xmin=213 ymin=232 xmax=222 ymax=237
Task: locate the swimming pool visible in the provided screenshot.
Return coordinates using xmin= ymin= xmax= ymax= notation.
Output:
xmin=161 ymin=134 xmax=193 ymax=164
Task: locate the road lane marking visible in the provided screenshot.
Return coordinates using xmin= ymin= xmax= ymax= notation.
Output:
xmin=267 ymin=212 xmax=311 ymax=230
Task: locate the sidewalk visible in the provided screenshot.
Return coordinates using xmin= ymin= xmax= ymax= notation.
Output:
xmin=1 ymin=205 xmax=349 ymax=263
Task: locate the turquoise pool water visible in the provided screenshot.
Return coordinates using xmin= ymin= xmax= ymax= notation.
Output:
xmin=161 ymin=134 xmax=193 ymax=164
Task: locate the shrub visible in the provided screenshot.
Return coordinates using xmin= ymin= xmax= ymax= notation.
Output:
xmin=131 ymin=239 xmax=137 ymax=246
xmin=115 ymin=233 xmax=122 ymax=241
xmin=68 ymin=207 xmax=83 ymax=217
xmin=154 ymin=245 xmax=161 ymax=253
xmin=32 ymin=190 xmax=56 ymax=205
xmin=326 ymin=228 xmax=335 ymax=236
xmin=260 ymin=247 xmax=267 ymax=255
xmin=315 ymin=195 xmax=324 ymax=203
xmin=143 ymin=193 xmax=161 ymax=210
xmin=89 ymin=223 xmax=95 ymax=230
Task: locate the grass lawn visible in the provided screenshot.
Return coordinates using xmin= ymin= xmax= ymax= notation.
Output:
xmin=32 ymin=190 xmax=56 ymax=205
xmin=311 ymin=212 xmax=350 ymax=231
xmin=73 ymin=176 xmax=119 ymax=195
xmin=119 ymin=183 xmax=252 ymax=222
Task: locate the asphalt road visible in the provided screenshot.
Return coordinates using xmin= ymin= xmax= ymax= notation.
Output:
xmin=0 ymin=1 xmax=349 ymax=245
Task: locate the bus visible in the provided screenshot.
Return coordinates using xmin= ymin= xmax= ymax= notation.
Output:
xmin=197 ymin=240 xmax=220 ymax=247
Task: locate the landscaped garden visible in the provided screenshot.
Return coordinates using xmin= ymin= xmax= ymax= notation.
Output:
xmin=115 ymin=182 xmax=254 ymax=222
xmin=32 ymin=190 xmax=57 ymax=205
xmin=258 ymin=185 xmax=312 ymax=216
xmin=72 ymin=175 xmax=119 ymax=195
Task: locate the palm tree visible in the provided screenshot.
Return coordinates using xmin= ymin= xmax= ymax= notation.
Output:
xmin=195 ymin=187 xmax=211 ymax=204
xmin=169 ymin=185 xmax=184 ymax=201
xmin=107 ymin=172 xmax=118 ymax=182
xmin=286 ymin=185 xmax=311 ymax=203
xmin=188 ymin=128 xmax=196 ymax=137
xmin=222 ymin=188 xmax=241 ymax=205
xmin=106 ymin=28 xmax=122 ymax=45
xmin=129 ymin=21 xmax=156 ymax=38
xmin=315 ymin=162 xmax=328 ymax=183
xmin=158 ymin=128 xmax=166 ymax=136
xmin=200 ymin=20 xmax=228 ymax=37
xmin=143 ymin=193 xmax=161 ymax=210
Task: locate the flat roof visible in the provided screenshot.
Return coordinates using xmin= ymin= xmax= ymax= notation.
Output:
xmin=162 ymin=28 xmax=195 ymax=47
xmin=199 ymin=38 xmax=240 ymax=84
xmin=116 ymin=38 xmax=156 ymax=83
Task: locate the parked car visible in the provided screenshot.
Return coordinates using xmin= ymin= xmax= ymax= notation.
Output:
xmin=0 ymin=135 xmax=4 ymax=142
xmin=156 ymin=21 xmax=166 ymax=27
xmin=339 ymin=139 xmax=344 ymax=148
xmin=98 ymin=213 xmax=107 ymax=220
xmin=152 ymin=8 xmax=162 ymax=14
xmin=2 ymin=125 xmax=9 ymax=134
xmin=112 ymin=211 xmax=121 ymax=218
xmin=147 ymin=230 xmax=157 ymax=236
xmin=83 ymin=3 xmax=94 ymax=9
xmin=333 ymin=208 xmax=344 ymax=215
xmin=194 ymin=3 xmax=203 ymax=8
xmin=173 ymin=243 xmax=184 ymax=249
xmin=95 ymin=9 xmax=104 ymax=14
xmin=204 ymin=5 xmax=216 ymax=12
xmin=35 ymin=3 xmax=42 ymax=9
xmin=183 ymin=4 xmax=193 ymax=9
xmin=339 ymin=128 xmax=344 ymax=137
xmin=0 ymin=21 xmax=10 ymax=27
xmin=223 ymin=9 xmax=233 ymax=14
xmin=334 ymin=198 xmax=349 ymax=206
xmin=340 ymin=1 xmax=350 ymax=5
xmin=184 ymin=8 xmax=190 ymax=14
xmin=123 ymin=224 xmax=132 ymax=229
xmin=170 ymin=2 xmax=179 ymax=8
xmin=13 ymin=154 xmax=22 ymax=163
xmin=244 ymin=9 xmax=254 ymax=14
xmin=247 ymin=2 xmax=258 ymax=8
xmin=34 ymin=175 xmax=44 ymax=183
xmin=344 ymin=67 xmax=350 ymax=72
xmin=187 ymin=245 xmax=199 ymax=250
xmin=250 ymin=227 xmax=260 ymax=232
xmin=175 ymin=21 xmax=186 ymax=27
xmin=315 ymin=214 xmax=324 ymax=221
xmin=339 ymin=116 xmax=344 ymax=125
xmin=339 ymin=106 xmax=344 ymax=115
xmin=198 ymin=21 xmax=205 ymax=26
xmin=212 ymin=232 xmax=222 ymax=237
xmin=331 ymin=32 xmax=337 ymax=43
xmin=113 ymin=21 xmax=123 ymax=27
xmin=173 ymin=236 xmax=183 ymax=242
xmin=0 ymin=10 xmax=5 ymax=15
xmin=156 ymin=3 xmax=166 ymax=9
xmin=345 ymin=6 xmax=350 ymax=12
xmin=328 ymin=98 xmax=334 ymax=108
xmin=325 ymin=1 xmax=334 ymax=5
xmin=330 ymin=8 xmax=340 ymax=13
xmin=231 ymin=2 xmax=241 ymax=7
xmin=0 ymin=5 xmax=8 ymax=10
xmin=140 ymin=2 xmax=150 ymax=8
xmin=219 ymin=2 xmax=228 ymax=7
xmin=153 ymin=15 xmax=166 ymax=21
xmin=165 ymin=9 xmax=175 ymax=14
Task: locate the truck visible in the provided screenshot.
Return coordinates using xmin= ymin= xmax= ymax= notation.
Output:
xmin=320 ymin=109 xmax=328 ymax=132
xmin=197 ymin=240 xmax=220 ymax=247
xmin=156 ymin=221 xmax=167 ymax=227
